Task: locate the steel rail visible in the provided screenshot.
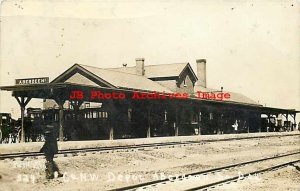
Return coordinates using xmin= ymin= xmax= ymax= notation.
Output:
xmin=112 ymin=151 xmax=300 ymax=191
xmin=0 ymin=133 xmax=299 ymax=160
xmin=0 ymin=141 xmax=194 ymax=160
xmin=187 ymin=159 xmax=300 ymax=191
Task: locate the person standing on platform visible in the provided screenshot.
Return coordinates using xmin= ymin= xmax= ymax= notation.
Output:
xmin=40 ymin=124 xmax=63 ymax=179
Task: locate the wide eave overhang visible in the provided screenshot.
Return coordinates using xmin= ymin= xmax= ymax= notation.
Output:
xmin=0 ymin=83 xmax=299 ymax=114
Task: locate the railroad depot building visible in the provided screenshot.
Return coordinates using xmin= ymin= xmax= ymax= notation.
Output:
xmin=0 ymin=58 xmax=298 ymax=142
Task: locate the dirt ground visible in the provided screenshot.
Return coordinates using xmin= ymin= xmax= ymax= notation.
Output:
xmin=0 ymin=134 xmax=299 ymax=191
xmin=1 ymin=132 xmax=298 ymax=154
xmin=211 ymin=162 xmax=300 ymax=191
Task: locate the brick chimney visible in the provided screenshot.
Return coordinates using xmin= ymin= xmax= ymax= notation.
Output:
xmin=196 ymin=59 xmax=207 ymax=88
xmin=136 ymin=58 xmax=145 ymax=76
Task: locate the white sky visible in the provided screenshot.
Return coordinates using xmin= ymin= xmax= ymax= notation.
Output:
xmin=0 ymin=0 xmax=299 ymax=121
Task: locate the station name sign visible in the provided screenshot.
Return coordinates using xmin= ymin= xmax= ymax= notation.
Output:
xmin=15 ymin=77 xmax=49 ymax=85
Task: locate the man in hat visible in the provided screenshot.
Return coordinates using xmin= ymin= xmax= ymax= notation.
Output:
xmin=40 ymin=124 xmax=63 ymax=179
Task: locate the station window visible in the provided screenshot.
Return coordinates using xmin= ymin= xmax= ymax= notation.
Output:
xmin=183 ymin=76 xmax=188 ymax=87
xmin=164 ymin=110 xmax=167 ymax=122
xmin=199 ymin=112 xmax=202 ymax=122
xmin=128 ymin=108 xmax=132 ymax=122
xmin=85 ymin=103 xmax=90 ymax=108
xmin=209 ymin=113 xmax=213 ymax=120
xmin=93 ymin=111 xmax=97 ymax=118
xmin=192 ymin=113 xmax=198 ymax=123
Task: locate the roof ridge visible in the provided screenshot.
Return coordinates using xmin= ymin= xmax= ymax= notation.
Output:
xmin=107 ymin=62 xmax=188 ymax=69
xmin=107 ymin=66 xmax=135 ymax=69
xmin=78 ymin=63 xmax=151 ymax=78
xmin=144 ymin=62 xmax=188 ymax=67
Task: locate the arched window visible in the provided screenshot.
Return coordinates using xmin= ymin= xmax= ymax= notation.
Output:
xmin=183 ymin=77 xmax=187 ymax=87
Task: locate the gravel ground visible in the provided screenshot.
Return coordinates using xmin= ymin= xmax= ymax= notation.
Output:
xmin=211 ymin=162 xmax=300 ymax=191
xmin=1 ymin=132 xmax=298 ymax=154
xmin=0 ymin=134 xmax=299 ymax=191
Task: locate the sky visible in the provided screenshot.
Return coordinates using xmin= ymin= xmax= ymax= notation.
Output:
xmin=0 ymin=0 xmax=299 ymax=121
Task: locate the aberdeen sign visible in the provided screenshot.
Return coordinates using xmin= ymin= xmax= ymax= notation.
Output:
xmin=15 ymin=77 xmax=49 ymax=85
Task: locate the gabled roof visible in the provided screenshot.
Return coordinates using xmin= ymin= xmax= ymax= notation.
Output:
xmin=108 ymin=63 xmax=198 ymax=81
xmin=194 ymin=85 xmax=261 ymax=106
xmin=50 ymin=62 xmax=260 ymax=106
xmin=51 ymin=64 xmax=173 ymax=93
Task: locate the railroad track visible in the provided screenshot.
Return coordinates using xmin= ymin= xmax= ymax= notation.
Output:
xmin=0 ymin=133 xmax=299 ymax=161
xmin=113 ymin=151 xmax=300 ymax=191
xmin=0 ymin=141 xmax=199 ymax=160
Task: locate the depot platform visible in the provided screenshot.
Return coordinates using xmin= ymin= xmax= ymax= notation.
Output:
xmin=0 ymin=131 xmax=299 ymax=155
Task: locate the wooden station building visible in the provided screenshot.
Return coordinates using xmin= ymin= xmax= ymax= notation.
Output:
xmin=0 ymin=58 xmax=298 ymax=142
